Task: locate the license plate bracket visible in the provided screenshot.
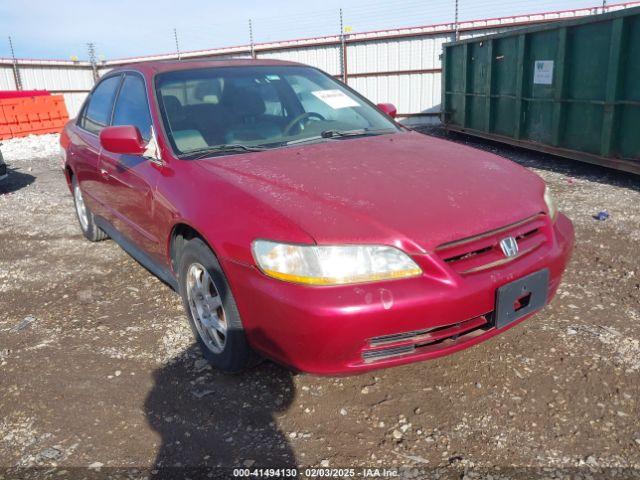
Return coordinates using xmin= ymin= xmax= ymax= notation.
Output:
xmin=494 ymin=269 xmax=549 ymax=329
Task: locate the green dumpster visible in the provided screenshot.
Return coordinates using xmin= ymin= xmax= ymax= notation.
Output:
xmin=442 ymin=6 xmax=640 ymax=174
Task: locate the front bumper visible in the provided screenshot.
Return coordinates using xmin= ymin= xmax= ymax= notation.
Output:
xmin=223 ymin=213 xmax=574 ymax=375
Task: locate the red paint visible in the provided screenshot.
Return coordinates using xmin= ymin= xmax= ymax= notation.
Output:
xmin=0 ymin=90 xmax=50 ymax=99
xmin=99 ymin=125 xmax=146 ymax=155
xmin=61 ymin=60 xmax=574 ymax=375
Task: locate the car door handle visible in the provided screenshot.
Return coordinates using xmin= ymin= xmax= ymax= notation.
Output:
xmin=99 ymin=168 xmax=110 ymax=179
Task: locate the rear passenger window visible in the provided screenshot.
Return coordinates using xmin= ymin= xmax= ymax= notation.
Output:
xmin=80 ymin=75 xmax=121 ymax=134
xmin=112 ymin=74 xmax=152 ymax=141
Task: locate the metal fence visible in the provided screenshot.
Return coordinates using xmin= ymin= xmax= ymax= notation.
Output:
xmin=2 ymin=1 xmax=638 ymax=121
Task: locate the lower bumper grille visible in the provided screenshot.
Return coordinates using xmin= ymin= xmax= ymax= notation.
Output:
xmin=361 ymin=314 xmax=491 ymax=363
xmin=362 ymin=344 xmax=416 ymax=362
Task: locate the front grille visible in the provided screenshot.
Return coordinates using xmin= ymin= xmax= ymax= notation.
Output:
xmin=436 ymin=214 xmax=548 ymax=275
xmin=361 ymin=314 xmax=490 ymax=363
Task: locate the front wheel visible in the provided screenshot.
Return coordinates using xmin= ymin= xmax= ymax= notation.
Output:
xmin=72 ymin=176 xmax=108 ymax=242
xmin=177 ymin=238 xmax=256 ymax=372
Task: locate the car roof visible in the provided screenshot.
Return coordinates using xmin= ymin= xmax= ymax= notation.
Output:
xmin=108 ymin=58 xmax=304 ymax=75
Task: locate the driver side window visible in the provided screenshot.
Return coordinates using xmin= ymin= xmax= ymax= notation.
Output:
xmin=80 ymin=75 xmax=121 ymax=135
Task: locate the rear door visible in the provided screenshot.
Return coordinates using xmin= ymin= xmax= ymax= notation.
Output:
xmin=98 ymin=72 xmax=163 ymax=257
xmin=71 ymin=74 xmax=122 ymax=218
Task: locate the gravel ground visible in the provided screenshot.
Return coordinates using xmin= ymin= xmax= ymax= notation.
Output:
xmin=0 ymin=131 xmax=639 ymax=479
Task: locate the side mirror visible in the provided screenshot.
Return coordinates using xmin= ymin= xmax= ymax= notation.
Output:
xmin=377 ymin=103 xmax=397 ymax=119
xmin=100 ymin=126 xmax=146 ymax=155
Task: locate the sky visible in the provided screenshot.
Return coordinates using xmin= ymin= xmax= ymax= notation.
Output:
xmin=0 ymin=0 xmax=609 ymax=61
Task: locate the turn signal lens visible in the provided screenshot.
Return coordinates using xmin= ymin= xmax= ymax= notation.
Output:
xmin=544 ymin=185 xmax=558 ymax=221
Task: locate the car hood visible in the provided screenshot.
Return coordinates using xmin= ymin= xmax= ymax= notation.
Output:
xmin=195 ymin=131 xmax=546 ymax=252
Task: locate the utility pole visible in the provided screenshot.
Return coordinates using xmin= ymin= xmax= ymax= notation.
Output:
xmin=454 ymin=0 xmax=460 ymax=41
xmin=339 ymin=8 xmax=347 ymax=82
xmin=8 ymin=36 xmax=22 ymax=91
xmin=173 ymin=28 xmax=181 ymax=60
xmin=249 ymin=19 xmax=256 ymax=58
xmin=87 ymin=42 xmax=98 ymax=83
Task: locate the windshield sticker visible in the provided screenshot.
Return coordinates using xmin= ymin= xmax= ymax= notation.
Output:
xmin=265 ymin=74 xmax=281 ymax=81
xmin=311 ymin=89 xmax=360 ymax=109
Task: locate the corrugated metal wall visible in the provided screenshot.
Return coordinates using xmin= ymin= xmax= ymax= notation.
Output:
xmin=18 ymin=66 xmax=94 ymax=91
xmin=345 ymin=34 xmax=452 ymax=117
xmin=259 ymin=46 xmax=342 ymax=77
xmin=0 ymin=66 xmax=17 ymax=90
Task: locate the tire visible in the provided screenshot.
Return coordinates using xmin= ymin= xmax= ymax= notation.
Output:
xmin=71 ymin=176 xmax=108 ymax=242
xmin=177 ymin=237 xmax=256 ymax=372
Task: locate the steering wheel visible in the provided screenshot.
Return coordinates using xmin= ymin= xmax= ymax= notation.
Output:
xmin=283 ymin=112 xmax=326 ymax=136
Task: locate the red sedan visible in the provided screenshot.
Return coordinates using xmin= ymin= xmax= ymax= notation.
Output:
xmin=60 ymin=59 xmax=574 ymax=375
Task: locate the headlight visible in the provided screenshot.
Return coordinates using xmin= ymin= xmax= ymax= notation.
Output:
xmin=252 ymin=240 xmax=422 ymax=285
xmin=544 ymin=185 xmax=558 ymax=221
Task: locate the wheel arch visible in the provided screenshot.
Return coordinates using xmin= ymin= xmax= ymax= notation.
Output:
xmin=168 ymin=222 xmax=218 ymax=275
xmin=64 ymin=164 xmax=74 ymax=189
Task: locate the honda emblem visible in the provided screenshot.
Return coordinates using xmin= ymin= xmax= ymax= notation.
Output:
xmin=499 ymin=236 xmax=519 ymax=258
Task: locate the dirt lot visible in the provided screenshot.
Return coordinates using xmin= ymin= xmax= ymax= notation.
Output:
xmin=1 ymin=130 xmax=639 ymax=478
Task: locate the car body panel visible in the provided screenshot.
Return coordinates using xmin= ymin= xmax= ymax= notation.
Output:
xmin=195 ymin=131 xmax=546 ymax=254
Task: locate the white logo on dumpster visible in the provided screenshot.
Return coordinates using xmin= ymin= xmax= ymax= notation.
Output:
xmin=533 ymin=60 xmax=554 ymax=85
xmin=500 ymin=237 xmax=519 ymax=258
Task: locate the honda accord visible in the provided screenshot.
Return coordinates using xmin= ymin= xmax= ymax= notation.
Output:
xmin=60 ymin=59 xmax=574 ymax=374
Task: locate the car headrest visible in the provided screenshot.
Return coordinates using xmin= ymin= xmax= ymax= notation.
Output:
xmin=222 ymin=85 xmax=265 ymax=116
xmin=162 ymin=95 xmax=183 ymax=117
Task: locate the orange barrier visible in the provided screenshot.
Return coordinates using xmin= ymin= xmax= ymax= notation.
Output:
xmin=0 ymin=94 xmax=69 ymax=140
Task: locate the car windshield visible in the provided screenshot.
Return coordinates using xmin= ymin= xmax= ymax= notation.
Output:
xmin=155 ymin=65 xmax=400 ymax=157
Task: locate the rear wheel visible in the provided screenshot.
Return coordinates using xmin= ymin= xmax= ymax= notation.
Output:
xmin=177 ymin=237 xmax=256 ymax=372
xmin=72 ymin=176 xmax=108 ymax=242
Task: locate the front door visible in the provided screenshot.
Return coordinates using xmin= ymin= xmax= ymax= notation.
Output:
xmin=98 ymin=73 xmax=163 ymax=259
xmin=72 ymin=74 xmax=122 ymax=218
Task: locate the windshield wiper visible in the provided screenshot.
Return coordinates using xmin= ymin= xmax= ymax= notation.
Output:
xmin=178 ymin=144 xmax=268 ymax=159
xmin=284 ymin=128 xmax=393 ymax=147
xmin=320 ymin=128 xmax=391 ymax=139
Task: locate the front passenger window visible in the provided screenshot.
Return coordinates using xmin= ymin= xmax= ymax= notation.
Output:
xmin=112 ymin=74 xmax=152 ymax=141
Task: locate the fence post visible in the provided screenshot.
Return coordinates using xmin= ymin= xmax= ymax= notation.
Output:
xmin=249 ymin=19 xmax=256 ymax=58
xmin=8 ymin=36 xmax=22 ymax=91
xmin=339 ymin=9 xmax=348 ymax=83
xmin=454 ymin=0 xmax=460 ymax=40
xmin=87 ymin=42 xmax=98 ymax=83
xmin=173 ymin=28 xmax=181 ymax=60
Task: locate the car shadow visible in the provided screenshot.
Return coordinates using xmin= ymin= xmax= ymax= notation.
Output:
xmin=417 ymin=126 xmax=640 ymax=192
xmin=145 ymin=343 xmax=297 ymax=477
xmin=0 ymin=167 xmax=35 ymax=194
